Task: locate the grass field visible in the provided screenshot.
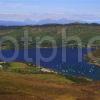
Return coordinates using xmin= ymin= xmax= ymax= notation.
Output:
xmin=1 ymin=62 xmax=42 ymax=74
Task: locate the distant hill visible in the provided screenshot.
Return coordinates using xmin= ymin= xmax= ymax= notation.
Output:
xmin=0 ymin=19 xmax=79 ymax=26
xmin=36 ymin=18 xmax=75 ymax=25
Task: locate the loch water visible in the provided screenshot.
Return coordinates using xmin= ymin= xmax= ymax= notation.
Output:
xmin=0 ymin=48 xmax=100 ymax=80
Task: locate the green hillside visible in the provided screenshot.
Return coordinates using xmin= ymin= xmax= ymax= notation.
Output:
xmin=0 ymin=24 xmax=100 ymax=49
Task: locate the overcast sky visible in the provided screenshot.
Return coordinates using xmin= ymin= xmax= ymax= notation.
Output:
xmin=0 ymin=0 xmax=100 ymax=22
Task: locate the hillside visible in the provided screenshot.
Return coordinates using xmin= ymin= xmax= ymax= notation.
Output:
xmin=0 ymin=71 xmax=99 ymax=100
xmin=0 ymin=24 xmax=100 ymax=49
xmin=0 ymin=62 xmax=99 ymax=100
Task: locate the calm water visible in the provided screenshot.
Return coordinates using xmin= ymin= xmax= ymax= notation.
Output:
xmin=0 ymin=48 xmax=100 ymax=80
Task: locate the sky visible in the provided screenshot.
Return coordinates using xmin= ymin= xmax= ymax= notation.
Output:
xmin=0 ymin=0 xmax=100 ymax=22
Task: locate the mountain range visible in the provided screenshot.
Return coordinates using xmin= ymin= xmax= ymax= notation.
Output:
xmin=0 ymin=18 xmax=98 ymax=26
xmin=0 ymin=19 xmax=77 ymax=26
